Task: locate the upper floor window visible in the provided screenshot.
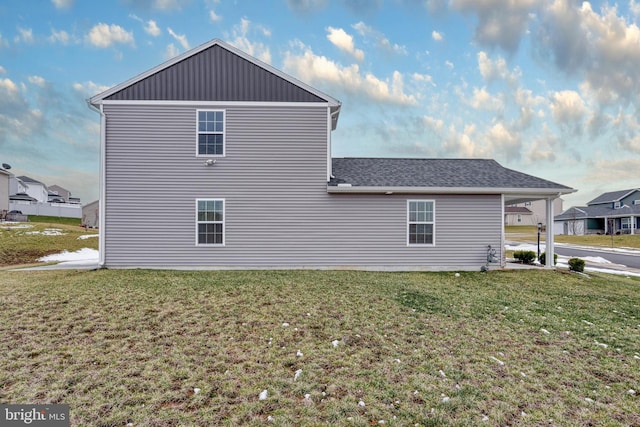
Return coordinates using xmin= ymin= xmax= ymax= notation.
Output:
xmin=197 ymin=110 xmax=225 ymax=156
xmin=196 ymin=199 xmax=224 ymax=245
xmin=408 ymin=200 xmax=435 ymax=245
xmin=614 ymin=201 xmax=622 ymax=209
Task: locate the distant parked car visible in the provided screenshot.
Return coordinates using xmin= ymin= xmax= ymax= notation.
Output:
xmin=8 ymin=210 xmax=22 ymax=214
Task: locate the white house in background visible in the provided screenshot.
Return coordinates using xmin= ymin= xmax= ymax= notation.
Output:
xmin=48 ymin=184 xmax=71 ymax=202
xmin=505 ymin=199 xmax=563 ymax=226
xmin=14 ymin=176 xmax=49 ymax=202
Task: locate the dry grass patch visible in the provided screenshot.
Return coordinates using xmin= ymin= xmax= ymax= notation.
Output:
xmin=0 ymin=222 xmax=98 ymax=267
xmin=0 ymin=269 xmax=638 ymax=426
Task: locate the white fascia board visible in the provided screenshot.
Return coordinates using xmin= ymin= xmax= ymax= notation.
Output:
xmin=90 ymin=39 xmax=342 ymax=109
xmin=99 ymin=100 xmax=332 ymax=108
xmin=327 ymin=186 xmax=576 ymax=196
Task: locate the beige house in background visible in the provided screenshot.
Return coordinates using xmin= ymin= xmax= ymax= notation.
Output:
xmin=505 ymin=199 xmax=563 ymax=226
xmin=82 ymin=200 xmax=99 ymax=228
xmin=0 ymin=168 xmax=10 ymax=213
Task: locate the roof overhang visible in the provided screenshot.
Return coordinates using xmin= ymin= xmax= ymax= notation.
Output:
xmin=327 ymin=185 xmax=575 ymax=201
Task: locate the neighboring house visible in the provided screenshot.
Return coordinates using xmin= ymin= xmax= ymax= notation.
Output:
xmin=0 ymin=168 xmax=10 ymax=214
xmin=48 ymin=185 xmax=71 ymax=202
xmin=89 ymin=38 xmax=575 ymax=270
xmin=16 ymin=176 xmax=49 ymax=202
xmin=504 ymin=206 xmax=533 ymax=226
xmin=82 ymin=200 xmax=99 ymax=228
xmin=554 ymin=189 xmax=640 ymax=235
xmin=505 ymin=199 xmax=563 ymax=226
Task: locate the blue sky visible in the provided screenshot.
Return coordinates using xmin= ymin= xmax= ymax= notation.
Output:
xmin=1 ymin=0 xmax=640 ymax=207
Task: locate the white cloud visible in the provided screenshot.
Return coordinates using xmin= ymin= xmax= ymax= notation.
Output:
xmin=469 ymin=87 xmax=503 ymax=111
xmin=326 ymin=27 xmax=364 ymax=61
xmin=432 ymin=31 xmax=443 ymax=41
xmin=72 ymin=81 xmax=110 ymax=96
xmin=451 ymin=0 xmax=538 ymax=52
xmin=226 ymin=18 xmax=272 ymax=64
xmin=631 ymin=0 xmax=640 ymax=18
xmin=209 ymin=10 xmax=222 ymax=22
xmin=549 ymin=90 xmax=586 ymax=124
xmin=0 ymin=66 xmax=6 ymax=74
xmin=539 ymin=1 xmax=640 ymax=105
xmin=412 ymin=73 xmax=435 ymax=86
xmin=283 ymin=42 xmax=417 ymax=106
xmin=86 ymin=23 xmax=134 ymax=48
xmin=167 ymin=28 xmax=189 ymax=50
xmin=51 ymin=0 xmax=73 ymax=9
xmin=145 ymin=20 xmax=161 ymax=37
xmin=0 ymin=77 xmax=19 ymax=94
xmin=48 ymin=28 xmax=71 ymax=44
xmin=15 ymin=27 xmax=34 ymax=44
xmin=163 ymin=43 xmax=180 ymax=60
xmin=352 ymin=22 xmax=407 ymax=55
xmin=445 ymin=60 xmax=454 ymax=69
xmin=485 ymin=122 xmax=520 ymax=160
xmin=422 ymin=115 xmax=444 ymax=132
xmin=477 ymin=51 xmax=520 ymax=86
xmin=286 ymin=0 xmax=328 ymax=14
xmin=28 ymin=76 xmax=46 ymax=87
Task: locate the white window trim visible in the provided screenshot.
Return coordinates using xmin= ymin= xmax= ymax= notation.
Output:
xmin=195 ymin=198 xmax=225 ymax=246
xmin=407 ymin=199 xmax=436 ymax=246
xmin=621 ymin=217 xmax=631 ymax=229
xmin=196 ymin=109 xmax=226 ymax=157
xmin=614 ymin=201 xmax=622 ymax=209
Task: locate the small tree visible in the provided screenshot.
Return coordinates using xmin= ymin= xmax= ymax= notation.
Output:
xmin=514 ymin=250 xmax=536 ymax=264
xmin=568 ymin=258 xmax=585 ymax=272
xmin=539 ymin=252 xmax=557 ymax=265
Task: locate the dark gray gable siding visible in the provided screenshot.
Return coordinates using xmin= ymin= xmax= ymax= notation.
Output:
xmin=105 ymin=44 xmax=325 ymax=103
xmin=330 ymin=158 xmax=573 ymax=190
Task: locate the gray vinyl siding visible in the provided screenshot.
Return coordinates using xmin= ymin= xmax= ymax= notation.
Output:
xmin=105 ymin=44 xmax=324 ymax=103
xmin=103 ymin=104 xmax=502 ymax=270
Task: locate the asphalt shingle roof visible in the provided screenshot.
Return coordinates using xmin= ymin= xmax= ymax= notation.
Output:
xmin=587 ymin=189 xmax=639 ymax=205
xmin=330 ymin=158 xmax=573 ymax=191
xmin=555 ymin=203 xmax=640 ymax=220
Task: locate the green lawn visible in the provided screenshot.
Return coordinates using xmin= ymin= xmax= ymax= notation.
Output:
xmin=1 ymin=269 xmax=638 ymax=426
xmin=506 ymin=226 xmax=640 ymax=250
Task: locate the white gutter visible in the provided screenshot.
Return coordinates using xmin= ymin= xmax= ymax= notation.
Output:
xmin=327 ymin=185 xmax=576 ymax=196
xmin=87 ymin=100 xmax=106 ymax=268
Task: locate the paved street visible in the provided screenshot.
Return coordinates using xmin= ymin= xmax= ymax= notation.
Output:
xmin=555 ymin=244 xmax=640 ymax=270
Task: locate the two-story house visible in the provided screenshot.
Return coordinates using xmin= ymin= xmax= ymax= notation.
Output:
xmin=89 ymin=39 xmax=574 ymax=270
xmin=554 ymin=189 xmax=640 ymax=235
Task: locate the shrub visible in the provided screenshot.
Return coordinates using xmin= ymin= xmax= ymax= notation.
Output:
xmin=539 ymin=252 xmax=557 ymax=265
xmin=514 ymin=250 xmax=536 ymax=264
xmin=568 ymin=258 xmax=585 ymax=272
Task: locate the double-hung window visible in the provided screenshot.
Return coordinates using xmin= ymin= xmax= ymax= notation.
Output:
xmin=408 ymin=200 xmax=435 ymax=245
xmin=196 ymin=199 xmax=224 ymax=245
xmin=197 ymin=110 xmax=225 ymax=156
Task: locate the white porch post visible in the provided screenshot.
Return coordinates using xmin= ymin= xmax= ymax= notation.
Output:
xmin=632 ymin=216 xmax=636 ymax=235
xmin=546 ymin=197 xmax=555 ymax=268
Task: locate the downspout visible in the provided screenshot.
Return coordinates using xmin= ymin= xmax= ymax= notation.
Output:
xmin=500 ymin=194 xmax=505 ymax=267
xmin=87 ymin=101 xmax=106 ymax=268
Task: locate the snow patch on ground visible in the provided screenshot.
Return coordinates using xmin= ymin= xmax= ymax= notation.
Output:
xmin=25 ymin=228 xmax=66 ymax=236
xmin=38 ymin=248 xmax=98 ymax=262
xmin=78 ymin=234 xmax=99 ymax=240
